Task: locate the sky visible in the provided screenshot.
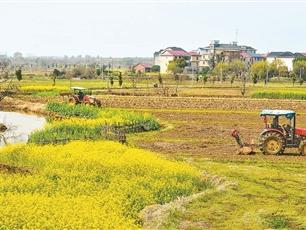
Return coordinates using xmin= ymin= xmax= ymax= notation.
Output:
xmin=0 ymin=0 xmax=306 ymax=57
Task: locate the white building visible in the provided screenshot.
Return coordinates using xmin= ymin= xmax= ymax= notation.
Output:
xmin=266 ymin=52 xmax=298 ymax=71
xmin=154 ymin=47 xmax=190 ymax=73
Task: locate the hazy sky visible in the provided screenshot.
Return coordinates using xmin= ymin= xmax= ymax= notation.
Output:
xmin=0 ymin=0 xmax=306 ymax=57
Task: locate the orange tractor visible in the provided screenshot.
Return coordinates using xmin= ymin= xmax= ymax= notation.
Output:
xmin=68 ymin=87 xmax=101 ymax=107
xmin=232 ymin=110 xmax=306 ymax=155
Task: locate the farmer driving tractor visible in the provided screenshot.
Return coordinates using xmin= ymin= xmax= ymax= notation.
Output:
xmin=232 ymin=110 xmax=306 ymax=155
xmin=68 ymin=87 xmax=101 ymax=107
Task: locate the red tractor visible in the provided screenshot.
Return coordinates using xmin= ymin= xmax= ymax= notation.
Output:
xmin=232 ymin=110 xmax=306 ymax=155
xmin=68 ymin=87 xmax=101 ymax=107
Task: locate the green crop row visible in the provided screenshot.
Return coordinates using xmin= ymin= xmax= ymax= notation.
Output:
xmin=29 ymin=103 xmax=160 ymax=144
xmin=251 ymin=91 xmax=306 ymax=100
xmin=47 ymin=102 xmax=100 ymax=118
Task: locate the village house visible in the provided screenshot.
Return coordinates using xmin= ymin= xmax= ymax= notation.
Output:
xmin=189 ymin=51 xmax=201 ymax=70
xmin=133 ymin=63 xmax=152 ymax=73
xmin=240 ymin=51 xmax=265 ymax=67
xmin=197 ymin=40 xmax=256 ymax=69
xmin=154 ymin=47 xmax=190 ymax=73
xmin=266 ymin=52 xmax=304 ymax=71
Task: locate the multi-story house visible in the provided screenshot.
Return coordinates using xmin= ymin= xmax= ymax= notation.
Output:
xmin=197 ymin=40 xmax=256 ymax=70
xmin=154 ymin=47 xmax=190 ymax=73
xmin=266 ymin=52 xmax=304 ymax=71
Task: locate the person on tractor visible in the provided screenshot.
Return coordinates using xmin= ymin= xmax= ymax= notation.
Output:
xmin=271 ymin=116 xmax=279 ymax=129
xmin=78 ymin=90 xmax=84 ymax=101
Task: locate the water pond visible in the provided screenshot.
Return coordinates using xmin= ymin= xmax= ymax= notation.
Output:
xmin=0 ymin=111 xmax=46 ymax=146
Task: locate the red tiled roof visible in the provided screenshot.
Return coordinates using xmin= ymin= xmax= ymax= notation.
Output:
xmin=161 ymin=50 xmax=190 ymax=57
xmin=134 ymin=63 xmax=152 ymax=68
xmin=189 ymin=51 xmax=201 ymax=56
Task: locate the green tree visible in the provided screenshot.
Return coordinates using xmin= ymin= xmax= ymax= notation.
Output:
xmin=212 ymin=62 xmax=230 ymax=81
xmin=250 ymin=60 xmax=268 ymax=81
xmin=158 ymin=73 xmax=163 ymax=85
xmin=198 ymin=67 xmax=210 ymax=85
xmin=290 ymin=72 xmax=297 ymax=86
xmin=109 ymin=75 xmax=114 ymax=87
xmin=293 ymin=60 xmax=306 ymax=81
xmin=151 ymin=65 xmax=160 ymax=72
xmin=230 ymin=75 xmax=235 ymax=86
xmin=269 ymin=59 xmax=287 ymax=78
xmin=52 ymin=68 xmax=61 ymax=86
xmin=15 ymin=69 xmax=22 ymax=81
xmin=167 ymin=57 xmax=188 ymax=74
xmin=252 ymin=74 xmax=258 ymax=85
xmin=96 ymin=68 xmax=101 ymax=77
xmin=229 ymin=59 xmax=246 ymax=78
xmin=118 ymin=72 xmax=123 ymax=87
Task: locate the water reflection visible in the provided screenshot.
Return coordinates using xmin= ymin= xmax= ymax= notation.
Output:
xmin=0 ymin=111 xmax=46 ymax=146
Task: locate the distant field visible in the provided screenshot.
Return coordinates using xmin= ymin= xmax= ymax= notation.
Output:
xmin=8 ymin=74 xmax=306 ymax=99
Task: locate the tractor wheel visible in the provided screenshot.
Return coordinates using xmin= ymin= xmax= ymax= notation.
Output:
xmin=94 ymin=99 xmax=102 ymax=107
xmin=298 ymin=140 xmax=306 ymax=155
xmin=259 ymin=131 xmax=286 ymax=155
xmin=68 ymin=97 xmax=77 ymax=105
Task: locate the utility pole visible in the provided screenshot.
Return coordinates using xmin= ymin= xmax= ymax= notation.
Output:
xmin=265 ymin=68 xmax=268 ymax=85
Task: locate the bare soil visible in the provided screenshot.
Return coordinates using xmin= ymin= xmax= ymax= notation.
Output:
xmin=98 ymin=95 xmax=306 ymax=111
xmin=120 ymin=96 xmax=306 ymax=162
xmin=0 ymin=163 xmax=31 ymax=174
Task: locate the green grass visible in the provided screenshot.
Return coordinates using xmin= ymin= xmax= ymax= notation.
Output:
xmin=163 ymin=158 xmax=306 ymax=229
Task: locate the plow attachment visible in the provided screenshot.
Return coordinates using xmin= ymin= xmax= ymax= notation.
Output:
xmin=231 ymin=129 xmax=255 ymax=155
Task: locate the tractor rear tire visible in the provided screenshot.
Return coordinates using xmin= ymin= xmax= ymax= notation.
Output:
xmin=298 ymin=140 xmax=306 ymax=155
xmin=259 ymin=131 xmax=286 ymax=155
xmin=68 ymin=97 xmax=77 ymax=105
xmin=94 ymin=99 xmax=102 ymax=107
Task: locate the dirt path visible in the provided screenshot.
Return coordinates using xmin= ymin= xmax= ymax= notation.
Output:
xmin=0 ymin=97 xmax=46 ymax=114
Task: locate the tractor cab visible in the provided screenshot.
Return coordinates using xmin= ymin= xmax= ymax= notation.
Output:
xmin=231 ymin=110 xmax=306 ymax=155
xmin=260 ymin=110 xmax=296 ymax=140
xmin=71 ymin=87 xmax=92 ymax=98
xmin=68 ymin=87 xmax=101 ymax=107
xmin=259 ymin=109 xmax=306 ymax=155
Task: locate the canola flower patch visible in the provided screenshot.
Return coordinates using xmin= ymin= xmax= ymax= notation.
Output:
xmin=29 ymin=103 xmax=160 ymax=144
xmin=0 ymin=141 xmax=208 ymax=229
